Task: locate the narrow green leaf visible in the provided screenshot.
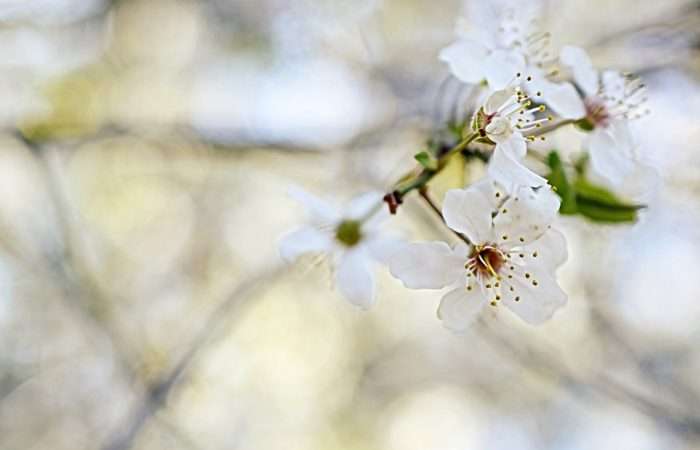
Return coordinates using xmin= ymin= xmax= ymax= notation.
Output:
xmin=573 ymin=179 xmax=620 ymax=204
xmin=576 ymin=198 xmax=640 ymax=223
xmin=573 ymin=178 xmax=645 ymax=223
xmin=545 ymin=151 xmax=577 ymax=215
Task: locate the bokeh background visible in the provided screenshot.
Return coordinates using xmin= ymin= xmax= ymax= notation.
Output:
xmin=1 ymin=0 xmax=700 ymax=449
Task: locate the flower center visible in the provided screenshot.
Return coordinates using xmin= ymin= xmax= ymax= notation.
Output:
xmin=466 ymin=245 xmax=505 ymax=279
xmin=584 ymin=97 xmax=610 ymax=127
xmin=485 ymin=117 xmax=513 ymax=141
xmin=335 ymin=220 xmax=362 ymax=247
xmin=474 ymin=81 xmax=552 ymax=143
xmin=581 ymin=75 xmax=649 ymax=129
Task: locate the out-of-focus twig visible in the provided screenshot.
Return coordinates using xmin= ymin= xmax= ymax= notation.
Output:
xmin=100 ymin=264 xmax=287 ymax=450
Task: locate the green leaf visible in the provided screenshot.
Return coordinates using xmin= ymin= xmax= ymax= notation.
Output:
xmin=545 ymin=151 xmax=577 ymax=215
xmin=575 ymin=199 xmax=640 ymax=223
xmin=573 ymin=178 xmax=643 ymax=207
xmin=414 ymin=151 xmax=438 ymax=171
xmin=545 ymin=151 xmax=646 ymax=223
xmin=573 ymin=178 xmax=645 ymax=223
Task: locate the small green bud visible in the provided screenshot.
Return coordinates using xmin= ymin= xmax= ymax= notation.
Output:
xmin=335 ymin=220 xmax=362 ymax=247
xmin=472 ymin=107 xmax=488 ymax=135
xmin=414 ymin=151 xmax=438 ymax=171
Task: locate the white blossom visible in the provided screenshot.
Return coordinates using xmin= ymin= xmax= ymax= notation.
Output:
xmin=560 ymin=46 xmax=656 ymax=199
xmin=439 ymin=14 xmax=584 ymax=119
xmin=278 ymin=187 xmax=398 ymax=309
xmin=474 ymin=86 xmax=549 ymax=189
xmin=389 ymin=179 xmax=567 ymax=331
xmin=560 ymin=46 xmax=649 ymax=127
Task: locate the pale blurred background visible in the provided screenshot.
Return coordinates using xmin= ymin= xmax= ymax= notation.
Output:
xmin=1 ymin=0 xmax=700 ymax=449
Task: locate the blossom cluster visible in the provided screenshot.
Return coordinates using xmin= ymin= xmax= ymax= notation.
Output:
xmin=279 ymin=14 xmax=656 ymax=331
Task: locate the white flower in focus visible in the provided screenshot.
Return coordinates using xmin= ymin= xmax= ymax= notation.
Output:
xmin=389 ymin=180 xmax=567 ymax=331
xmin=474 ymin=86 xmax=549 ymax=189
xmin=439 ymin=15 xmax=584 ymax=119
xmin=560 ymin=46 xmax=656 ymax=200
xmin=279 ymin=187 xmax=398 ymax=309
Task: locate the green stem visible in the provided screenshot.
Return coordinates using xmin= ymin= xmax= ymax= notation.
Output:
xmin=395 ymin=132 xmax=478 ymax=197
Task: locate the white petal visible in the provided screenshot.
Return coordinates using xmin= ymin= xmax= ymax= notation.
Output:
xmin=484 ymin=88 xmax=515 ymax=115
xmin=499 ymin=133 xmax=527 ymax=158
xmin=438 ymin=287 xmax=486 ymax=332
xmin=588 ymin=127 xmax=627 ymax=184
xmin=288 ymin=185 xmax=340 ymax=223
xmin=617 ymin=162 xmax=659 ymax=202
xmin=452 ymin=241 xmax=471 ymax=259
xmin=560 ymin=45 xmax=599 ymax=96
xmin=470 ymin=177 xmax=509 ymax=208
xmin=588 ymin=124 xmax=638 ymax=182
xmin=493 ymin=185 xmax=560 ymax=247
xmin=346 ymin=191 xmax=384 ymax=221
xmin=519 ymin=228 xmax=568 ymax=272
xmin=487 ymin=142 xmax=547 ymax=189
xmin=278 ymin=226 xmax=332 ymax=262
xmin=442 ymin=187 xmax=494 ymax=244
xmin=541 ymin=81 xmax=586 ymax=120
xmin=588 ymin=127 xmax=658 ymax=201
xmin=485 ymin=117 xmax=515 ymax=144
xmin=336 ymin=249 xmax=376 ymax=309
xmin=438 ymin=39 xmax=489 ymax=84
xmin=366 ymin=236 xmax=404 ymax=265
xmin=389 ymin=242 xmax=464 ymax=289
xmin=483 ymin=50 xmax=526 ymax=90
xmin=501 ymin=265 xmax=567 ymax=325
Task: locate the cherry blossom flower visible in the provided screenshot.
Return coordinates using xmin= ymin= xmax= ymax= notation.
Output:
xmin=473 ymin=85 xmax=549 ymax=188
xmin=279 ymin=187 xmax=398 ymax=309
xmin=560 ymin=46 xmax=656 ymax=199
xmin=560 ymin=46 xmax=649 ymax=128
xmin=389 ymin=179 xmax=567 ymax=331
xmin=439 ymin=15 xmax=584 ymax=119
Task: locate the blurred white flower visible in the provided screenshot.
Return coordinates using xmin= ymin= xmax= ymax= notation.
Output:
xmin=439 ymin=15 xmax=583 ymax=118
xmin=474 ymin=86 xmax=549 ymax=188
xmin=279 ymin=187 xmax=399 ymax=309
xmin=389 ymin=179 xmax=567 ymax=331
xmin=560 ymin=46 xmax=649 ymax=127
xmin=560 ymin=46 xmax=657 ymax=200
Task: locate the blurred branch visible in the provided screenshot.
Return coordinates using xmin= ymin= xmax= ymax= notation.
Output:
xmin=12 ymin=132 xmax=142 ymax=380
xmin=100 ymin=264 xmax=287 ymax=450
xmin=11 ymin=130 xmax=290 ymax=450
xmin=476 ymin=320 xmax=700 ymax=442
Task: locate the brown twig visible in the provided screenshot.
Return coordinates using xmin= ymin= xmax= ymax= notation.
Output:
xmin=418 ymin=187 xmax=471 ymax=245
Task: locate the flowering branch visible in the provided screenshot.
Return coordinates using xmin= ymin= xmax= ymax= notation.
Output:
xmin=281 ymin=11 xmax=656 ymax=329
xmin=384 ymin=132 xmax=479 ymax=214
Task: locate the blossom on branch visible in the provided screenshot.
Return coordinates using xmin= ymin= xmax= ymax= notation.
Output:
xmin=439 ymin=14 xmax=583 ymax=118
xmin=279 ymin=187 xmax=399 ymax=309
xmin=473 ymin=84 xmax=549 ymax=188
xmin=560 ymin=46 xmax=657 ymax=200
xmin=389 ymin=179 xmax=567 ymax=331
